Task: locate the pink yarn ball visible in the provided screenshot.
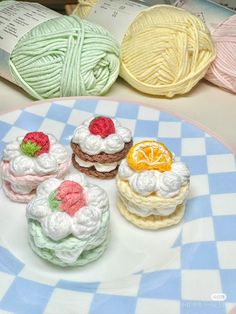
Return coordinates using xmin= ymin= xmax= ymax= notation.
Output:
xmin=205 ymin=14 xmax=236 ymax=93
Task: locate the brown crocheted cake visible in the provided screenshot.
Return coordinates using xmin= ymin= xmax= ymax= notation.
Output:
xmin=71 ymin=116 xmax=133 ymax=179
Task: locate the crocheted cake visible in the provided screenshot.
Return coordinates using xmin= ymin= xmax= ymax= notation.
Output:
xmin=1 ymin=132 xmax=71 ymax=202
xmin=116 ymin=140 xmax=190 ymax=229
xmin=26 ymin=173 xmax=110 ymax=266
xmin=71 ymin=116 xmax=133 ymax=179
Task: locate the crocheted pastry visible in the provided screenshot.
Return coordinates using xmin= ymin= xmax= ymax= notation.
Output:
xmin=26 ymin=173 xmax=110 ymax=266
xmin=116 ymin=140 xmax=190 ymax=229
xmin=71 ymin=116 xmax=133 ymax=179
xmin=1 ymin=132 xmax=71 ymax=202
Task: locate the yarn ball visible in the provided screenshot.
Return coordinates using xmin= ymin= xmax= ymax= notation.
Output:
xmin=74 ymin=3 xmax=216 ymax=97
xmin=205 ymin=14 xmax=236 ymax=94
xmin=0 ymin=2 xmax=120 ymax=99
xmin=74 ymin=0 xmax=97 ymax=19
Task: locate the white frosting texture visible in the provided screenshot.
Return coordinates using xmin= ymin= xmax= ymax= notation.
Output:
xmin=11 ymin=183 xmax=33 ymax=194
xmin=121 ymin=196 xmax=178 ymax=217
xmin=75 ymin=155 xmax=118 ymax=172
xmin=72 ymin=118 xmax=132 ymax=155
xmin=118 ymin=159 xmax=190 ymax=198
xmin=3 ymin=135 xmax=69 ymax=176
xmin=26 ymin=173 xmax=109 ymax=241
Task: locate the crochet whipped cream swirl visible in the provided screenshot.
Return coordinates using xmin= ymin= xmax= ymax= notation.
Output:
xmin=118 ymin=159 xmax=190 ymax=198
xmin=3 ymin=134 xmax=69 ymax=176
xmin=26 ymin=174 xmax=109 ymax=241
xmin=72 ymin=118 xmax=132 ymax=155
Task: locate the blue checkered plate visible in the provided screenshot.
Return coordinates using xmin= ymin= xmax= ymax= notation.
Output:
xmin=0 ymin=97 xmax=235 ymax=314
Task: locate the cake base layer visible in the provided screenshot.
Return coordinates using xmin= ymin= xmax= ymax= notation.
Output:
xmin=116 ymin=175 xmax=189 ymax=230
xmin=117 ymin=196 xmax=186 ymax=230
xmin=1 ymin=159 xmax=71 ymax=202
xmin=28 ymin=220 xmax=110 ymax=267
xmin=2 ymin=180 xmax=35 ymax=203
xmin=72 ymin=154 xmax=118 ymax=179
xmin=71 ymin=140 xmax=133 ymax=163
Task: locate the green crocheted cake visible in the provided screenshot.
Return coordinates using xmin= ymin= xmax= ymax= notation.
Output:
xmin=26 ymin=173 xmax=110 ymax=267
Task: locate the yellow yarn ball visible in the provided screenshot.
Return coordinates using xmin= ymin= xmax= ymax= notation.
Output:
xmin=120 ymin=5 xmax=216 ymax=97
xmin=75 ymin=0 xmax=97 ymax=19
xmin=75 ymin=3 xmax=216 ymax=97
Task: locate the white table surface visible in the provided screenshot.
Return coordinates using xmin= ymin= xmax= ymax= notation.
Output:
xmin=0 ymin=76 xmax=236 ymax=154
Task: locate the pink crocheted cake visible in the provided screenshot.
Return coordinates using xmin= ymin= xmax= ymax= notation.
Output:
xmin=1 ymin=132 xmax=71 ymax=202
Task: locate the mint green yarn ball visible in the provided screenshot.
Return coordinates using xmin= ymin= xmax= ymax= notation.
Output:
xmin=9 ymin=15 xmax=120 ymax=99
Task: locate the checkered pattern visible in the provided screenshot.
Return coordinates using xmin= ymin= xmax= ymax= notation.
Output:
xmin=0 ymin=98 xmax=235 ymax=314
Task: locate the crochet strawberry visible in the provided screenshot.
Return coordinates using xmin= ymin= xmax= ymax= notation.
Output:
xmin=89 ymin=116 xmax=115 ymax=138
xmin=49 ymin=181 xmax=87 ymax=216
xmin=20 ymin=132 xmax=50 ymax=157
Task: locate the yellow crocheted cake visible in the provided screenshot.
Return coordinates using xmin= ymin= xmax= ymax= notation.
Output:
xmin=116 ymin=141 xmax=190 ymax=230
